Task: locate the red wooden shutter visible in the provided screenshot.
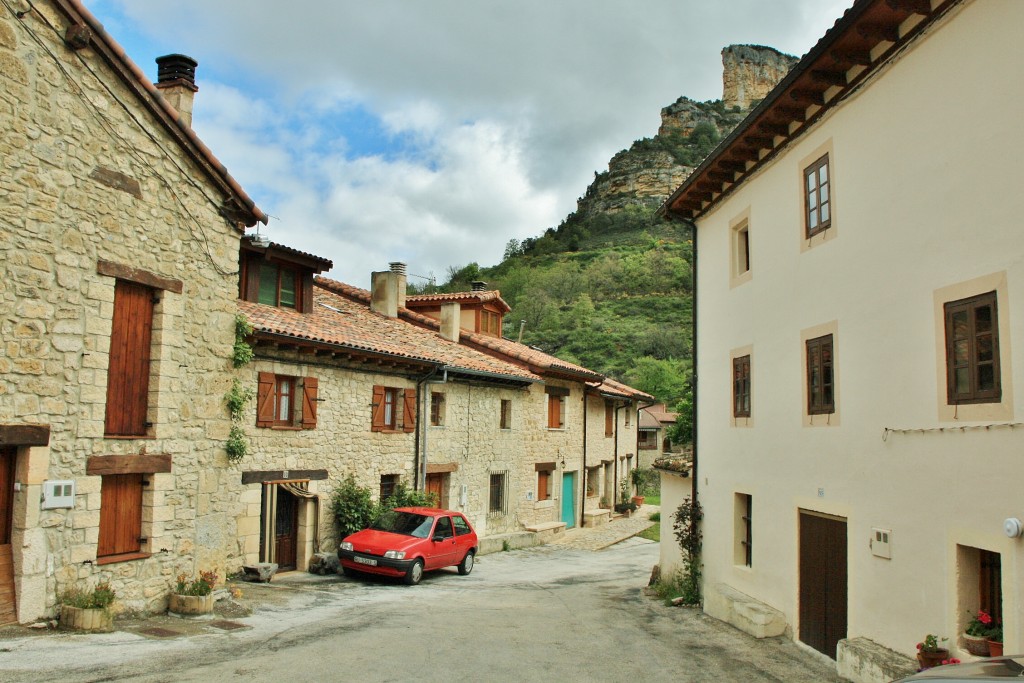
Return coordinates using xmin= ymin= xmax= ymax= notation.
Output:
xmin=403 ymin=389 xmax=417 ymax=432
xmin=98 ymin=474 xmax=143 ymax=557
xmin=371 ymin=385 xmax=386 ymax=432
xmin=605 ymin=403 xmax=613 ymax=436
xmin=105 ymin=281 xmax=154 ymax=436
xmin=301 ymin=377 xmax=318 ymax=429
xmin=256 ymin=372 xmax=277 ymax=427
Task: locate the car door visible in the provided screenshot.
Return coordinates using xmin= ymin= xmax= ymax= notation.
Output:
xmin=451 ymin=514 xmax=475 ymax=561
xmin=428 ymin=515 xmax=457 ymax=569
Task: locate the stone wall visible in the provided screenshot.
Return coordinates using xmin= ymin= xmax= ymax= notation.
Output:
xmin=721 ymin=45 xmax=798 ymax=110
xmin=1 ymin=3 xmax=242 ymax=619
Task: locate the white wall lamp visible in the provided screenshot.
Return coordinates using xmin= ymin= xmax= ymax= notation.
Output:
xmin=1003 ymin=517 xmax=1022 ymax=538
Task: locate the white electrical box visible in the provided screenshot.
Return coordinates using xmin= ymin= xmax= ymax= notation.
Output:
xmin=42 ymin=480 xmax=76 ymax=509
xmin=525 ymin=491 xmax=534 ymax=501
xmin=871 ymin=527 xmax=892 ymax=559
xmin=459 ymin=484 xmax=468 ymax=507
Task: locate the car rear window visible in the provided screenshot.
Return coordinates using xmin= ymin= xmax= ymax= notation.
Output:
xmin=453 ymin=515 xmax=472 ymax=536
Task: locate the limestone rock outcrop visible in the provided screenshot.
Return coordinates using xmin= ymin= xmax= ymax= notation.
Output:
xmin=721 ymin=45 xmax=798 ymax=111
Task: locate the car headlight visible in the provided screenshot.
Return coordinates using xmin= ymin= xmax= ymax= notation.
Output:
xmin=383 ymin=550 xmax=406 ymax=560
xmin=340 ymin=542 xmax=353 ymax=551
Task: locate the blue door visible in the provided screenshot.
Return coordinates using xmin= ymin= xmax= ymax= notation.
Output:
xmin=561 ymin=472 xmax=576 ymax=529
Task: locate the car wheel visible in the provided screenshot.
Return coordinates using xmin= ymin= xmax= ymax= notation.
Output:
xmin=457 ymin=551 xmax=475 ymax=576
xmin=404 ymin=559 xmax=424 ymax=585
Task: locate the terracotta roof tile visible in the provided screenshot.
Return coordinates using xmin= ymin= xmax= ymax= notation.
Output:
xmin=406 ymin=290 xmax=511 ymax=313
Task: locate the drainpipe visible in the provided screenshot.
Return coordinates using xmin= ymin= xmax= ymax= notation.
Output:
xmin=680 ymin=217 xmax=699 ymax=506
xmin=580 ymin=389 xmax=588 ymax=526
xmin=414 ymin=365 xmax=441 ymax=490
xmin=614 ymin=401 xmax=627 ymax=504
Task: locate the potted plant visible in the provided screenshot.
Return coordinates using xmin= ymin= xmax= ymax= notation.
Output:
xmin=963 ymin=609 xmax=995 ymax=656
xmin=169 ymin=569 xmax=218 ymax=616
xmin=630 ymin=468 xmax=645 ymax=506
xmin=58 ymin=581 xmax=116 ymax=631
xmin=916 ymin=634 xmax=950 ymax=670
xmin=988 ymin=625 xmax=1003 ymax=657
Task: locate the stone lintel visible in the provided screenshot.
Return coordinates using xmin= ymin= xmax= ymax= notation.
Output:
xmin=241 ymin=469 xmax=328 ymax=485
xmin=96 ymin=259 xmax=184 ymax=294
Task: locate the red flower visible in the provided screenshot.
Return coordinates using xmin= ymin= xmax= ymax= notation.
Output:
xmin=979 ymin=610 xmax=993 ymax=625
xmin=916 ymin=642 xmax=924 ymax=650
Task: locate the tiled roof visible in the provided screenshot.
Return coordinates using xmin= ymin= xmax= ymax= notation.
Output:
xmin=638 ymin=410 xmax=661 ymax=430
xmin=53 ymin=1 xmax=266 ymax=227
xmin=590 ymin=376 xmax=655 ymax=402
xmin=653 ymin=452 xmax=692 ymax=475
xmin=239 ymin=286 xmax=540 ymax=383
xmin=241 ymin=236 xmax=333 ymax=271
xmin=406 ymin=290 xmax=511 ymax=313
xmin=643 ymin=403 xmax=678 ymax=424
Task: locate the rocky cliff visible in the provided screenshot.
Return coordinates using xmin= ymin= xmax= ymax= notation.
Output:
xmin=575 ymin=45 xmax=796 ymax=218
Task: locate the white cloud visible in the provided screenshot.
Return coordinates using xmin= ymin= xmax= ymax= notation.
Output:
xmin=101 ymin=0 xmax=853 ymax=286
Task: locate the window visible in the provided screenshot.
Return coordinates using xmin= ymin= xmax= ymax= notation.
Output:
xmin=489 ymin=472 xmax=507 ymax=515
xmin=547 ymin=395 xmax=565 ymax=429
xmin=500 ymin=399 xmax=512 ymax=429
xmin=257 ymin=373 xmax=318 ymax=429
xmin=604 ymin=402 xmax=614 ymax=437
xmin=804 ymin=154 xmax=831 ymax=238
xmin=638 ymin=431 xmax=658 ymax=450
xmin=945 ymin=292 xmax=1000 ymax=404
xmin=625 ymin=408 xmax=631 ymax=427
xmin=105 ymin=280 xmax=155 ymax=436
xmin=430 ymin=392 xmax=445 ymax=426
xmin=733 ymin=355 xmax=751 ymax=418
xmin=97 ymin=474 xmax=146 ymax=563
xmin=452 ymin=515 xmax=472 ymax=536
xmin=535 ymin=463 xmax=554 ymax=502
xmin=586 ymin=467 xmax=599 ymax=496
xmin=735 ymin=493 xmax=752 ymax=567
xmin=434 ymin=516 xmax=454 ymax=540
xmin=481 ymin=310 xmax=501 ymax=336
xmin=371 ymin=385 xmax=416 ymax=432
xmin=806 ymin=335 xmax=834 ymax=415
xmin=735 ymin=223 xmax=750 ymax=275
xmin=380 ymin=474 xmax=399 ymax=502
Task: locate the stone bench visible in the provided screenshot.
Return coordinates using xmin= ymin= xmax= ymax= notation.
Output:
xmin=705 ymin=583 xmax=786 ymax=639
xmin=837 ymin=637 xmax=917 ymax=683
xmin=582 ymin=509 xmax=611 ymax=528
xmin=523 ymin=521 xmax=567 ymax=543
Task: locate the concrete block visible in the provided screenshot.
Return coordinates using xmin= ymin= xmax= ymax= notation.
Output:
xmin=837 ymin=637 xmax=918 ymax=683
xmin=708 ymin=583 xmax=787 ymax=639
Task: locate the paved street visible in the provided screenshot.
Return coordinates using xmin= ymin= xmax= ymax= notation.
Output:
xmin=0 ymin=528 xmax=841 ymax=683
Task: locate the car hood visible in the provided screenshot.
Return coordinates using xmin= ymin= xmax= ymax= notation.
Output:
xmin=344 ymin=529 xmax=421 ymax=555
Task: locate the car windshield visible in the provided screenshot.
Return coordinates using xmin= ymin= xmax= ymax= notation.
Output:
xmin=370 ymin=511 xmax=434 ymax=538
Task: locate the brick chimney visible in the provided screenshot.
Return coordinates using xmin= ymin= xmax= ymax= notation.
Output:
xmin=370 ymin=262 xmax=407 ymax=318
xmin=155 ymin=54 xmax=198 ymax=127
xmin=439 ymin=302 xmax=461 ymax=342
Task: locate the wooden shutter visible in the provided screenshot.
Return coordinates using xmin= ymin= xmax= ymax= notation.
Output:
xmin=301 ymin=273 xmax=314 ymax=314
xmin=301 ymin=377 xmax=318 ymax=429
xmin=98 ymin=474 xmax=143 ymax=557
xmin=371 ymin=385 xmax=386 ymax=432
xmin=256 ymin=372 xmax=277 ymax=427
xmin=244 ymin=255 xmax=261 ymax=302
xmin=403 ymin=389 xmax=417 ymax=433
xmin=105 ymin=281 xmax=154 ymax=436
xmin=605 ymin=403 xmax=613 ymax=436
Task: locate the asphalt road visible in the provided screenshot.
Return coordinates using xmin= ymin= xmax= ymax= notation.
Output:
xmin=0 ymin=538 xmax=842 ymax=682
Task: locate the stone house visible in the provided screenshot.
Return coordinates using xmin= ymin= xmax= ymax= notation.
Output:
xmin=0 ymin=0 xmax=265 ymax=623
xmin=638 ymin=402 xmax=678 ymax=467
xmin=662 ymin=0 xmax=1023 ymax=679
xmin=235 ymin=249 xmax=651 ymax=568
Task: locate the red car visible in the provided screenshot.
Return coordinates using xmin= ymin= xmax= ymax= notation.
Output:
xmin=338 ymin=507 xmax=478 ymax=585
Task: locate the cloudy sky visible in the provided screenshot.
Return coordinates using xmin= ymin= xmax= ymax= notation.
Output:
xmin=87 ymin=0 xmax=851 ymax=288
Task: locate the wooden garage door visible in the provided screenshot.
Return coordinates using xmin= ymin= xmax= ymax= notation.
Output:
xmin=799 ymin=511 xmax=847 ymax=659
xmin=0 ymin=447 xmax=17 ymax=625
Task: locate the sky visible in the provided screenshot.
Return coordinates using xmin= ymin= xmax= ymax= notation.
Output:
xmin=86 ymin=0 xmax=852 ymax=288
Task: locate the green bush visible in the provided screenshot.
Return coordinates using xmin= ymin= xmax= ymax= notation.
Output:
xmin=175 ymin=570 xmax=218 ymax=596
xmin=331 ymin=475 xmax=377 ymax=539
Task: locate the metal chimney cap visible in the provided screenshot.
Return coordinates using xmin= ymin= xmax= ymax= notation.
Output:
xmin=389 ymin=262 xmax=407 ymax=275
xmin=471 ymin=281 xmax=488 ymax=291
xmin=156 ymin=54 xmax=198 ymax=86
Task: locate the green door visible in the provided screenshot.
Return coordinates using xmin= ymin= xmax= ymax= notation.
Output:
xmin=561 ymin=472 xmax=576 ymax=529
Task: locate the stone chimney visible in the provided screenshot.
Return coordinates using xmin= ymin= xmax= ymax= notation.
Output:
xmin=370 ymin=262 xmax=407 ymax=318
xmin=439 ymin=302 xmax=461 ymax=342
xmin=471 ymin=281 xmax=487 ymax=292
xmin=155 ymin=54 xmax=199 ymax=127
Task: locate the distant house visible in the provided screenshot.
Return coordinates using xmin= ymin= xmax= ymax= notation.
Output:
xmin=663 ymin=0 xmax=1024 ymax=678
xmin=638 ymin=403 xmax=678 ymax=466
xmin=0 ymin=0 xmax=264 ymax=622
xmin=235 ymin=254 xmax=653 ymax=568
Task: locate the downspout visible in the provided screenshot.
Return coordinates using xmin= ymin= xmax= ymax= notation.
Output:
xmin=614 ymin=401 xmax=626 ymax=504
xmin=580 ymin=389 xmax=588 ymax=527
xmin=683 ymin=217 xmax=699 ymax=506
xmin=414 ymin=365 xmax=441 ymax=490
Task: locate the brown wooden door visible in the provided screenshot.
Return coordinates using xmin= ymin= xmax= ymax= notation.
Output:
xmin=274 ymin=489 xmax=298 ymax=570
xmin=799 ymin=511 xmax=847 ymax=659
xmin=105 ymin=281 xmax=154 ymax=436
xmin=0 ymin=447 xmax=16 ymax=624
xmin=425 ymin=473 xmax=448 ymax=509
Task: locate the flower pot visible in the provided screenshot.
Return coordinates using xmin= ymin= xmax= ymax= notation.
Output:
xmin=59 ymin=605 xmax=113 ymax=632
xmin=168 ymin=593 xmax=214 ymax=617
xmin=631 ymin=496 xmax=645 ymax=506
xmin=988 ymin=640 xmax=1003 ymax=657
xmin=962 ymin=633 xmax=990 ymax=657
xmin=917 ymin=649 xmax=950 ymax=669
